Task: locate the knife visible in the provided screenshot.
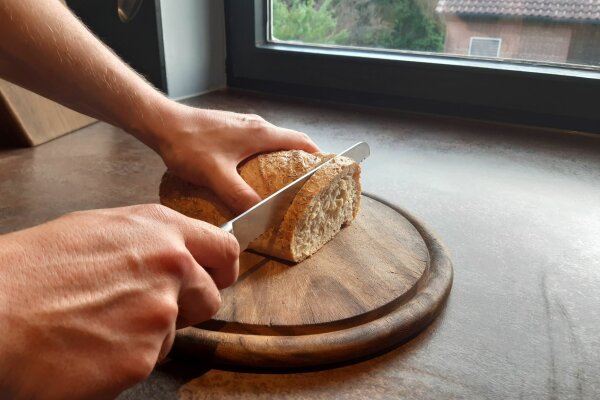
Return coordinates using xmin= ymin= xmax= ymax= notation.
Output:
xmin=220 ymin=141 xmax=370 ymax=252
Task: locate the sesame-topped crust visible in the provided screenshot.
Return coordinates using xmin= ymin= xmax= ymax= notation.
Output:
xmin=240 ymin=151 xmax=333 ymax=198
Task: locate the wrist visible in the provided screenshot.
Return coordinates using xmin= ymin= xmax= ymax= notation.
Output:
xmin=123 ymin=92 xmax=182 ymax=154
xmin=135 ymin=100 xmax=213 ymax=164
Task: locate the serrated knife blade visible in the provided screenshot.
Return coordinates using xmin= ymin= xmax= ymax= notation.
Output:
xmin=221 ymin=141 xmax=370 ymax=252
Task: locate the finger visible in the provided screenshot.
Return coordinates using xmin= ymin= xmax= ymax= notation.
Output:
xmin=176 ymin=256 xmax=223 ymax=327
xmin=255 ymin=126 xmax=320 ymax=154
xmin=177 ymin=214 xmax=240 ymax=289
xmin=270 ymin=127 xmax=320 ymax=153
xmin=209 ymin=165 xmax=262 ymax=214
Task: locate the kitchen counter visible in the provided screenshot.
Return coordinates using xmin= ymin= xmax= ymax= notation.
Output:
xmin=1 ymin=90 xmax=599 ymax=399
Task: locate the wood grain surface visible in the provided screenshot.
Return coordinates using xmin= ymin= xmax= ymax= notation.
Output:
xmin=172 ymin=194 xmax=453 ymax=368
xmin=0 ymin=79 xmax=95 ymax=146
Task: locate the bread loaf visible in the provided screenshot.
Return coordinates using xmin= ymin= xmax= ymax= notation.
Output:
xmin=159 ymin=150 xmax=361 ymax=262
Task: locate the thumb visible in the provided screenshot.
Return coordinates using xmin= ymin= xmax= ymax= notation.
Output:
xmin=209 ymin=166 xmax=261 ymax=215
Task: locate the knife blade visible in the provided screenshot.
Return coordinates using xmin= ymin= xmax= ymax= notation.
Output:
xmin=221 ymin=141 xmax=370 ymax=252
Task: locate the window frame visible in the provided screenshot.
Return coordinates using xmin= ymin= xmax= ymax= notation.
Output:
xmin=224 ymin=0 xmax=600 ymax=134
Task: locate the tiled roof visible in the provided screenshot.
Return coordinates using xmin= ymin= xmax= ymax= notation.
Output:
xmin=436 ymin=0 xmax=600 ymax=22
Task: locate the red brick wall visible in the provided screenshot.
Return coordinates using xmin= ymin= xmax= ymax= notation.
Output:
xmin=442 ymin=15 xmax=573 ymax=63
xmin=568 ymin=24 xmax=600 ymax=66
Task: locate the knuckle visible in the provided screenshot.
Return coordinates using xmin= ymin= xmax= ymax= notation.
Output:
xmin=121 ymin=355 xmax=155 ymax=385
xmin=152 ymin=299 xmax=179 ymax=330
xmin=138 ymin=203 xmax=177 ymax=223
xmin=206 ymin=290 xmax=222 ymax=318
xmin=160 ymin=246 xmax=194 ymax=279
xmin=243 ymin=115 xmax=270 ymax=133
xmin=219 ymin=230 xmax=240 ymax=264
xmin=255 ymin=124 xmax=271 ymax=135
xmin=201 ymin=223 xmax=240 ymax=262
xmin=292 ymin=131 xmax=314 ymax=148
xmin=243 ymin=113 xmax=265 ymax=122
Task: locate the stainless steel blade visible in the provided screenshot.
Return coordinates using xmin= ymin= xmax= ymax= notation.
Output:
xmin=221 ymin=141 xmax=370 ymax=252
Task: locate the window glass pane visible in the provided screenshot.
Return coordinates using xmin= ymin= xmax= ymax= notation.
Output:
xmin=270 ymin=0 xmax=600 ymax=68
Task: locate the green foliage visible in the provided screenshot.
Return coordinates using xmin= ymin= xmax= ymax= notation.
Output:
xmin=367 ymin=0 xmax=444 ymax=52
xmin=272 ymin=0 xmax=348 ymax=45
xmin=272 ymin=0 xmax=444 ymax=52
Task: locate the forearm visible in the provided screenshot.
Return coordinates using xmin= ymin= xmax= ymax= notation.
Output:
xmin=0 ymin=0 xmax=319 ymax=213
xmin=0 ymin=0 xmax=171 ymax=149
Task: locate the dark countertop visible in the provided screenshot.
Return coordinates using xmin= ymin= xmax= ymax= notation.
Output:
xmin=1 ymin=90 xmax=599 ymax=399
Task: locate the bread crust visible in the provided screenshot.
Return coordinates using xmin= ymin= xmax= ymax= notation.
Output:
xmin=159 ymin=150 xmax=361 ymax=262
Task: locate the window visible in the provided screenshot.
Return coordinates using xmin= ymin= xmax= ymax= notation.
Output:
xmin=269 ymin=0 xmax=600 ymax=68
xmin=468 ymin=38 xmax=501 ymax=58
xmin=224 ymin=1 xmax=600 ymax=133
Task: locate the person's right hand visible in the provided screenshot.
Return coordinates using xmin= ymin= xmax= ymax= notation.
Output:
xmin=0 ymin=204 xmax=239 ymax=400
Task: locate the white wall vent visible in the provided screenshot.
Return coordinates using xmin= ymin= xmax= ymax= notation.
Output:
xmin=469 ymin=37 xmax=502 ymax=57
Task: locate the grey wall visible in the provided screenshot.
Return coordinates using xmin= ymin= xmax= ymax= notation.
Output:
xmin=160 ymin=0 xmax=227 ymax=99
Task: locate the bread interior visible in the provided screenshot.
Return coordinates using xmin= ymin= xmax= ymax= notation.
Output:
xmin=292 ymin=174 xmax=356 ymax=260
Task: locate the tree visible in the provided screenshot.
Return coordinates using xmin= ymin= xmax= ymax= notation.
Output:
xmin=272 ymin=0 xmax=444 ymax=53
xmin=372 ymin=0 xmax=444 ymax=52
xmin=272 ymin=0 xmax=348 ymax=45
xmin=333 ymin=0 xmax=444 ymax=52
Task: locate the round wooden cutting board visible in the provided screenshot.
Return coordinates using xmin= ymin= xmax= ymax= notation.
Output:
xmin=172 ymin=194 xmax=453 ymax=368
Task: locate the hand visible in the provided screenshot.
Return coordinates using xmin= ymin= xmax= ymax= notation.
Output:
xmin=151 ymin=104 xmax=320 ymax=214
xmin=0 ymin=204 xmax=239 ymax=400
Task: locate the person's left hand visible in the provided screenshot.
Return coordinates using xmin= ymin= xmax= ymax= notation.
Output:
xmin=149 ymin=104 xmax=319 ymax=215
